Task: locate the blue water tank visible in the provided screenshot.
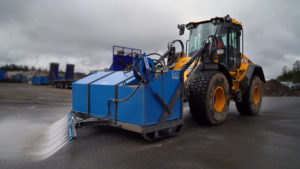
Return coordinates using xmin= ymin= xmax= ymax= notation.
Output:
xmin=72 ymin=70 xmax=182 ymax=126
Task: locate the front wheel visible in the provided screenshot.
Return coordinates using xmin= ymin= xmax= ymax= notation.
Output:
xmin=236 ymin=75 xmax=263 ymax=115
xmin=188 ymin=71 xmax=230 ymax=125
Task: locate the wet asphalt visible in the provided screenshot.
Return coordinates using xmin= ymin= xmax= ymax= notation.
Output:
xmin=0 ymin=83 xmax=300 ymax=169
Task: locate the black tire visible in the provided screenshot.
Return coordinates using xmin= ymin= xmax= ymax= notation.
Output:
xmin=188 ymin=71 xmax=230 ymax=125
xmin=236 ymin=76 xmax=262 ymax=115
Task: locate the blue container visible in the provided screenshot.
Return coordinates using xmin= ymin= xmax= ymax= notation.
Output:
xmin=32 ymin=76 xmax=49 ymax=85
xmin=0 ymin=70 xmax=5 ymax=80
xmin=72 ymin=70 xmax=182 ymax=126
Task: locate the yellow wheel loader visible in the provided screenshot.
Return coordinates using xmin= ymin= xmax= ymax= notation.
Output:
xmin=181 ymin=15 xmax=265 ymax=124
xmin=152 ymin=15 xmax=265 ymax=125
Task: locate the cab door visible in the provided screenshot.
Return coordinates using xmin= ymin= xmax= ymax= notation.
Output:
xmin=227 ymin=26 xmax=241 ymax=70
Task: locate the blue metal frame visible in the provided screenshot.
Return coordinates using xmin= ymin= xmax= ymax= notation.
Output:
xmin=109 ymin=46 xmax=142 ymax=71
xmin=112 ymin=46 xmax=142 ymax=57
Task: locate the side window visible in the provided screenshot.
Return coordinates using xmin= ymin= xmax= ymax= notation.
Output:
xmin=228 ymin=27 xmax=241 ymax=70
xmin=221 ymin=36 xmax=227 ymax=47
xmin=229 ymin=30 xmax=238 ymax=50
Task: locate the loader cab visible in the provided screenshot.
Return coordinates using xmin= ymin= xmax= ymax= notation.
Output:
xmin=185 ymin=16 xmax=243 ymax=71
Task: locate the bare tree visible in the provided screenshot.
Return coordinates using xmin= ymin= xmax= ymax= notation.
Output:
xmin=282 ymin=65 xmax=288 ymax=75
xmin=293 ymin=60 xmax=300 ymax=72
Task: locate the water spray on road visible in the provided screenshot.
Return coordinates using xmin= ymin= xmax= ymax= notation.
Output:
xmin=28 ymin=115 xmax=69 ymax=161
xmin=0 ymin=115 xmax=70 ymax=161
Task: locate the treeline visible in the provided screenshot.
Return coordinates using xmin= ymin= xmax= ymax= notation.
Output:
xmin=0 ymin=64 xmax=68 ymax=73
xmin=0 ymin=64 xmax=38 ymax=71
xmin=277 ymin=60 xmax=300 ymax=83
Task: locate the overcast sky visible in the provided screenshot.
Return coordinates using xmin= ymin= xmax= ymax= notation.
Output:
xmin=0 ymin=0 xmax=299 ymax=79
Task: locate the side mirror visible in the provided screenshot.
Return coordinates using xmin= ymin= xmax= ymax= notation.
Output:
xmin=178 ymin=24 xmax=185 ymax=36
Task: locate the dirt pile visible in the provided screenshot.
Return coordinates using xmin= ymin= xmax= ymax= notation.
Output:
xmin=263 ymin=79 xmax=290 ymax=96
xmin=263 ymin=79 xmax=300 ymax=96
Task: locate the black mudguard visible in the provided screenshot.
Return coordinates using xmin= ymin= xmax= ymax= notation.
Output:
xmin=193 ymin=63 xmax=233 ymax=88
xmin=240 ymin=64 xmax=265 ymax=94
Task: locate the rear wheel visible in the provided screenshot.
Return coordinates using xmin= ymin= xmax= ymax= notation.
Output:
xmin=188 ymin=71 xmax=230 ymax=125
xmin=236 ymin=75 xmax=262 ymax=115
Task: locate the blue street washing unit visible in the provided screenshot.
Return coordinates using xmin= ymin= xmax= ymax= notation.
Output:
xmin=69 ymin=59 xmax=184 ymax=141
xmin=68 ymin=38 xmax=198 ymax=141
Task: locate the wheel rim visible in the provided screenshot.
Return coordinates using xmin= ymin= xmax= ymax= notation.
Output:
xmin=253 ymin=85 xmax=260 ymax=105
xmin=213 ymin=86 xmax=225 ymax=113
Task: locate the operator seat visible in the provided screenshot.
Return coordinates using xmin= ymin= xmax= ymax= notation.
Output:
xmin=217 ymin=37 xmax=226 ymax=65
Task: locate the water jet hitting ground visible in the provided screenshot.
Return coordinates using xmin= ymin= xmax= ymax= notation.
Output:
xmin=0 ymin=115 xmax=70 ymax=161
xmin=28 ymin=115 xmax=69 ymax=161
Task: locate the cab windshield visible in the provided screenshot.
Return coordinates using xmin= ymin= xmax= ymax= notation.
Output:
xmin=188 ymin=22 xmax=225 ymax=56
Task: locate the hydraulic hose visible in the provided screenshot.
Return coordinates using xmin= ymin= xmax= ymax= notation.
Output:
xmin=107 ymin=72 xmax=150 ymax=116
xmin=113 ymin=80 xmax=143 ymax=103
xmin=169 ymin=39 xmax=184 ymax=54
xmin=147 ymin=53 xmax=165 ymax=66
xmin=155 ymin=39 xmax=185 ymax=67
xmin=146 ymin=52 xmax=162 ymax=57
xmin=180 ymin=35 xmax=217 ymax=73
xmin=180 ymin=42 xmax=209 ymax=73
